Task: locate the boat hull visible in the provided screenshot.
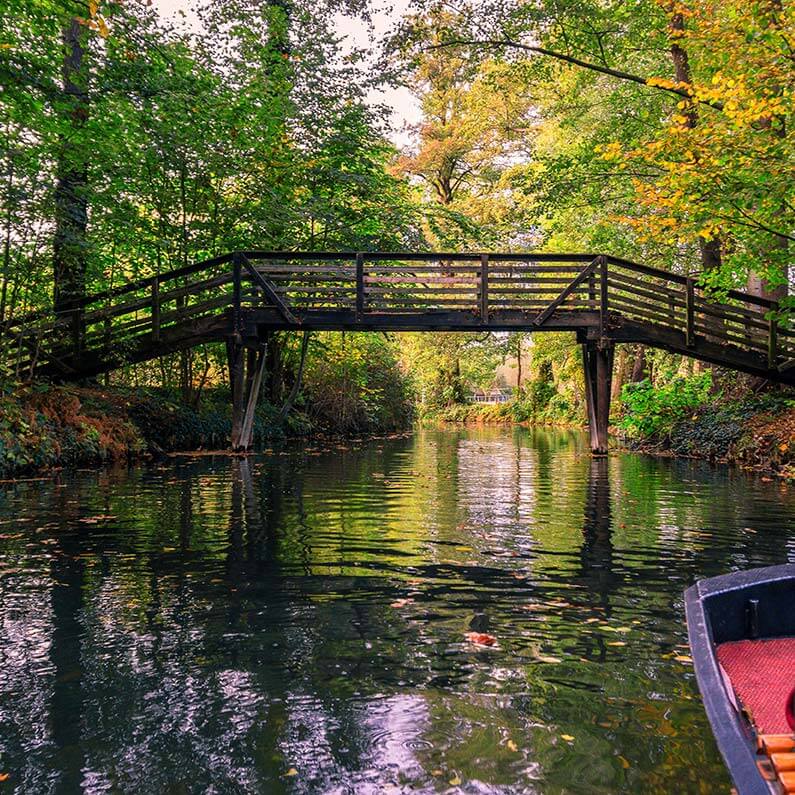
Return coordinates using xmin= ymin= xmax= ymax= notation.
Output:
xmin=685 ymin=564 xmax=795 ymax=795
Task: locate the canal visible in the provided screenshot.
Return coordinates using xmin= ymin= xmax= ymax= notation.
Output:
xmin=2 ymin=427 xmax=794 ymax=793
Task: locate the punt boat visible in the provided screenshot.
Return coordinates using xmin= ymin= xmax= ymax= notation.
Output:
xmin=685 ymin=564 xmax=795 ymax=794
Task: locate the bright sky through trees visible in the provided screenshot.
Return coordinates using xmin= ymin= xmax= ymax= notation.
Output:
xmin=152 ymin=0 xmax=421 ymax=145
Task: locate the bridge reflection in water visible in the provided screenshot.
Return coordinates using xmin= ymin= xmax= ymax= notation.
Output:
xmin=3 ymin=428 xmax=795 ymax=790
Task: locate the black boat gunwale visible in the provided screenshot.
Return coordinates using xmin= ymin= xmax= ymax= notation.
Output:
xmin=685 ymin=563 xmax=795 ymax=795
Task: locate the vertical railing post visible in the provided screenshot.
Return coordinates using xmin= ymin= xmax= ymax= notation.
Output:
xmin=480 ymin=253 xmax=489 ymax=323
xmin=355 ymin=252 xmax=364 ymax=321
xmin=232 ymin=252 xmax=242 ymax=333
xmin=599 ymin=255 xmax=608 ymax=335
xmin=588 ymin=268 xmax=596 ymax=308
xmin=768 ymin=302 xmax=778 ymax=370
xmin=685 ymin=277 xmax=695 ymax=347
xmin=151 ymin=276 xmax=160 ymax=342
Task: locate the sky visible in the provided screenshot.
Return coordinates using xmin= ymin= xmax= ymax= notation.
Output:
xmin=151 ymin=0 xmax=421 ymax=147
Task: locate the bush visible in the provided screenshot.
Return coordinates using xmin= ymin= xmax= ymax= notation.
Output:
xmin=618 ymin=372 xmax=713 ymax=440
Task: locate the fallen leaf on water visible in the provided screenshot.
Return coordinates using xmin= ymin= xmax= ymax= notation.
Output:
xmin=536 ymin=654 xmax=562 ymax=664
xmin=561 ymin=734 xmax=574 ymax=742
xmin=449 ymin=774 xmax=461 ymax=786
xmin=618 ymin=755 xmax=630 ymax=769
xmin=607 ymin=641 xmax=626 ymax=647
xmin=465 ymin=632 xmax=497 ymax=647
xmin=284 ymin=768 xmax=298 ymax=777
xmin=507 ymin=739 xmax=518 ymax=752
xmin=390 ymin=598 xmax=413 ymax=608
xmin=431 ymin=769 xmax=443 ymax=776
xmin=0 ymin=773 xmax=9 ymax=781
xmin=674 ymin=655 xmax=693 ymax=663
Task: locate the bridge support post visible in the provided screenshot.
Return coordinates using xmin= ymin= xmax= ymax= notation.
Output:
xmin=582 ymin=341 xmax=614 ymax=456
xmin=228 ymin=341 xmax=267 ymax=452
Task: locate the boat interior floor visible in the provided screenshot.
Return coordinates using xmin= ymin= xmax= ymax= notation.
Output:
xmin=717 ymin=638 xmax=795 ymax=735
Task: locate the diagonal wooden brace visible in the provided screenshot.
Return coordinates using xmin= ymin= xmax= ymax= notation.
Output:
xmin=532 ymin=258 xmax=599 ymax=327
xmin=238 ymin=253 xmax=299 ymax=325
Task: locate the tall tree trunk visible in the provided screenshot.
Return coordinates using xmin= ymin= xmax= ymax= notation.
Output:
xmin=278 ymin=331 xmax=310 ymax=422
xmin=667 ymin=8 xmax=724 ymax=274
xmin=746 ymin=1 xmax=788 ymax=304
xmin=630 ymin=345 xmax=648 ymax=383
xmin=611 ymin=345 xmax=629 ymax=402
xmin=53 ymin=18 xmax=89 ymax=355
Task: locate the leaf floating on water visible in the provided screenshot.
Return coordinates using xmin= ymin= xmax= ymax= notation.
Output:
xmin=465 ymin=631 xmax=497 ymax=647
xmin=431 ymin=769 xmax=443 ymax=776
xmin=561 ymin=734 xmax=574 ymax=742
xmin=284 ymin=768 xmax=298 ymax=777
xmin=0 ymin=773 xmax=8 ymax=781
xmin=536 ymin=654 xmax=562 ymax=664
xmin=449 ymin=774 xmax=461 ymax=786
xmin=674 ymin=655 xmax=693 ymax=663
xmin=618 ymin=755 xmax=631 ymax=769
xmin=390 ymin=598 xmax=413 ymax=608
xmin=607 ymin=641 xmax=626 ymax=647
xmin=507 ymin=739 xmax=518 ymax=752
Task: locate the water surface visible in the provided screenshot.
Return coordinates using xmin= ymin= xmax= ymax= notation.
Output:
xmin=2 ymin=427 xmax=794 ymax=793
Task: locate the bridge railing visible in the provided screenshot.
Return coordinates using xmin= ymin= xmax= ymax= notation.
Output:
xmin=604 ymin=256 xmax=793 ymax=368
xmin=2 ymin=253 xmax=235 ymax=378
xmin=1 ymin=250 xmax=791 ymax=378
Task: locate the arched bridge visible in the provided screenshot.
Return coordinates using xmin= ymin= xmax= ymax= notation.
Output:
xmin=4 ymin=251 xmax=792 ymax=454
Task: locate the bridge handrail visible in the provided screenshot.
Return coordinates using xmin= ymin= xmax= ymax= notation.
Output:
xmin=3 ymin=250 xmax=779 ymax=332
xmin=2 ymin=250 xmax=790 ymax=381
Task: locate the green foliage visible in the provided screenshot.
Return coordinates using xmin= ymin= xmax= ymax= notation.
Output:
xmin=618 ymin=372 xmax=714 ymax=440
xmin=303 ymin=333 xmax=414 ymax=434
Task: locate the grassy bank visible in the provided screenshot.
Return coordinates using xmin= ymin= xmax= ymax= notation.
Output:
xmin=617 ymin=374 xmax=795 ymax=478
xmin=0 ymin=382 xmax=411 ymax=480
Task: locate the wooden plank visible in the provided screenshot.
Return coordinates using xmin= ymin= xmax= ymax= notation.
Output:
xmin=480 ymin=253 xmax=489 ymax=322
xmin=356 ymin=252 xmax=364 ymax=320
xmin=599 ymin=255 xmax=609 ymax=336
xmin=239 ymin=348 xmax=266 ymax=450
xmin=151 ymin=278 xmax=160 ymax=341
xmin=692 ymin=322 xmax=768 ymax=353
xmin=608 ymin=297 xmax=679 ymax=328
xmin=685 ymin=277 xmax=695 ymax=347
xmin=607 ymin=274 xmax=685 ymax=308
xmin=769 ymin=305 xmax=779 ymax=369
xmin=695 ymin=300 xmax=768 ymax=332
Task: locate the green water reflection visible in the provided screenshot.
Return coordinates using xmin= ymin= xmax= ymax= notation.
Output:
xmin=1 ymin=427 xmax=794 ymax=793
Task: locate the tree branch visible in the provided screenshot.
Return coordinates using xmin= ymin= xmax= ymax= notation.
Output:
xmin=428 ymin=38 xmax=724 ymax=110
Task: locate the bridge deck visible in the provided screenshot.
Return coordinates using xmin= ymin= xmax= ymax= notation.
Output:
xmin=2 ymin=251 xmax=793 ymax=386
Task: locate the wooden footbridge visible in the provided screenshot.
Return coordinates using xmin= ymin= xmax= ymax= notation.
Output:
xmin=3 ymin=251 xmax=793 ymax=453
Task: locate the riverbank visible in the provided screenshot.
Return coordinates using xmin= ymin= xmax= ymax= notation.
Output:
xmin=426 ymin=397 xmax=582 ymax=427
xmin=618 ymin=392 xmax=795 ymax=479
xmin=0 ymin=383 xmax=411 ymax=480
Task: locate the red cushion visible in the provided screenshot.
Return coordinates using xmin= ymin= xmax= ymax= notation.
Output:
xmin=717 ymin=638 xmax=795 ymax=734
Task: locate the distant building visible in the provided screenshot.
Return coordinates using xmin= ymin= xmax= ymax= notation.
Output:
xmin=470 ymin=387 xmax=512 ymax=404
